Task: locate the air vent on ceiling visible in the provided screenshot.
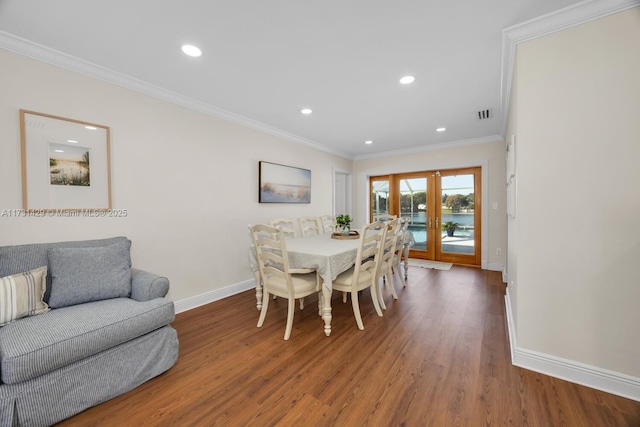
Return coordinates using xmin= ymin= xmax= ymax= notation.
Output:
xmin=477 ymin=109 xmax=493 ymax=120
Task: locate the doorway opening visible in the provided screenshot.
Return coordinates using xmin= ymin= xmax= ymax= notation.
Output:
xmin=370 ymin=167 xmax=481 ymax=266
xmin=333 ymin=169 xmax=352 ymax=217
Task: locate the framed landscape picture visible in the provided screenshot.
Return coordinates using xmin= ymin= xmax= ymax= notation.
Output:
xmin=20 ymin=110 xmax=111 ymax=211
xmin=259 ymin=161 xmax=311 ymax=203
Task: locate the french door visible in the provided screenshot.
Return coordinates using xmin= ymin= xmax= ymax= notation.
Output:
xmin=370 ymin=167 xmax=481 ymax=266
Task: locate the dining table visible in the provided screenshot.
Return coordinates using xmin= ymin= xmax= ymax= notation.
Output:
xmin=248 ymin=230 xmax=415 ymax=336
xmin=286 ymin=233 xmax=361 ymax=336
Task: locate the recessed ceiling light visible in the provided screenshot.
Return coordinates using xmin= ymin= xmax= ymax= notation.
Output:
xmin=365 ymin=140 xmax=373 ymax=145
xmin=436 ymin=127 xmax=446 ymax=132
xmin=181 ymin=44 xmax=203 ymax=57
xmin=301 ymin=108 xmax=313 ymax=115
xmin=399 ymin=75 xmax=415 ymax=85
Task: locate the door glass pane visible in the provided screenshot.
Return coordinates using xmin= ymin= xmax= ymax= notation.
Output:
xmin=400 ymin=178 xmax=427 ymax=251
xmin=441 ymin=174 xmax=475 ymax=254
xmin=371 ymin=179 xmax=390 ymax=221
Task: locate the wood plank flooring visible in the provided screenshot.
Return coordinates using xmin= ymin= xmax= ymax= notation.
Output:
xmin=57 ymin=266 xmax=640 ymax=426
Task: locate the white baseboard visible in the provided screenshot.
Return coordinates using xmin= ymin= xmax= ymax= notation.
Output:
xmin=173 ymin=278 xmax=256 ymax=314
xmin=504 ymin=289 xmax=517 ymax=365
xmin=504 ymin=290 xmax=640 ymax=402
xmin=485 ymin=262 xmax=504 ymax=273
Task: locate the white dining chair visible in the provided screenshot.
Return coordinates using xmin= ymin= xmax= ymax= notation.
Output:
xmin=332 ymin=220 xmax=387 ymax=330
xmin=247 ymin=224 xmax=263 ymax=311
xmin=249 ymin=224 xmax=321 ymax=340
xmin=298 ymin=216 xmax=321 ymax=237
xmin=375 ymin=218 xmax=400 ymax=309
xmin=319 ymin=215 xmax=336 ymax=233
xmin=391 ymin=217 xmax=409 ymax=287
xmin=373 ymin=214 xmax=397 ymax=222
xmin=270 ymin=218 xmax=297 ymax=238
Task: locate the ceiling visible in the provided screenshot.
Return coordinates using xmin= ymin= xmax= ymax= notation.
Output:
xmin=0 ymin=0 xmax=585 ymax=159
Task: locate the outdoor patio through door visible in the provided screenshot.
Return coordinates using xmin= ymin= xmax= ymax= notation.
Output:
xmin=370 ymin=167 xmax=481 ymax=266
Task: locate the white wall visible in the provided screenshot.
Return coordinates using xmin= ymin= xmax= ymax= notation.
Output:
xmin=511 ymin=7 xmax=640 ymax=379
xmin=0 ymin=49 xmax=352 ymax=304
xmin=352 ymin=140 xmax=507 ymax=271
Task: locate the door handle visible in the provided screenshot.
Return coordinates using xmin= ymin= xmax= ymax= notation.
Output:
xmin=435 ymin=217 xmax=439 ymax=229
xmin=428 ymin=217 xmax=432 ymax=228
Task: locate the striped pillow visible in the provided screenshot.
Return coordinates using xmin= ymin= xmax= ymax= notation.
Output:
xmin=0 ymin=266 xmax=50 ymax=326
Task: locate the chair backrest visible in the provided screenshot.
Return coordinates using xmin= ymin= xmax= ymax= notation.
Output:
xmin=351 ymin=220 xmax=388 ymax=288
xmin=319 ymin=215 xmax=336 ymax=233
xmin=377 ymin=218 xmax=399 ymax=278
xmin=269 ymin=218 xmax=297 ymax=238
xmin=298 ymin=216 xmax=321 ymax=237
xmin=249 ymin=224 xmax=294 ymax=294
xmin=395 ymin=217 xmax=409 ymax=254
xmin=374 ymin=214 xmax=397 ymax=222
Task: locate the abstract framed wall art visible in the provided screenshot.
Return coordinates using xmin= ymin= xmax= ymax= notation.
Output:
xmin=259 ymin=161 xmax=311 ymax=203
xmin=20 ymin=110 xmax=111 ymax=211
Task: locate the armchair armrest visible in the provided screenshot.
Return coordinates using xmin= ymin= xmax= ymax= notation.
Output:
xmin=130 ymin=268 xmax=170 ymax=301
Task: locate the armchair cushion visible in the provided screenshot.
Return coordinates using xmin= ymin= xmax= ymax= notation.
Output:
xmin=47 ymin=239 xmax=132 ymax=308
xmin=0 ymin=297 xmax=175 ymax=384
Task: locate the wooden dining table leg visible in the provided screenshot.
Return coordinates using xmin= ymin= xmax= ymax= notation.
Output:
xmin=322 ymin=284 xmax=332 ymax=336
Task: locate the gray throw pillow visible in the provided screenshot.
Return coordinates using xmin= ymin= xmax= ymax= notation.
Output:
xmin=47 ymin=239 xmax=132 ymax=308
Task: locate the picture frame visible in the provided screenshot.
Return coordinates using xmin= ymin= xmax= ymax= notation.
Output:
xmin=259 ymin=161 xmax=311 ymax=203
xmin=20 ymin=110 xmax=111 ymax=211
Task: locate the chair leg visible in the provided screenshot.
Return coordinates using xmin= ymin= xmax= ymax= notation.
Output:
xmin=257 ymin=291 xmax=270 ymax=327
xmin=299 ymin=298 xmax=304 ymax=310
xmin=370 ymin=283 xmax=383 ymax=317
xmin=351 ymin=290 xmax=364 ymax=330
xmin=403 ymin=246 xmax=410 ymax=279
xmin=254 ymin=271 xmax=262 ymax=310
xmin=376 ymin=276 xmax=387 ymax=310
xmin=387 ymin=272 xmax=399 ymax=300
xmin=284 ymin=296 xmax=296 ymax=340
xmin=342 ymin=291 xmax=347 ymax=303
xmin=394 ymin=262 xmax=406 ymax=288
xmin=317 ymin=290 xmax=323 ymax=316
xmin=402 ymin=262 xmax=408 ymax=286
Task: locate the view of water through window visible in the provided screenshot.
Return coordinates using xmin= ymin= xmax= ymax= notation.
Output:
xmin=372 ymin=174 xmax=476 ymax=256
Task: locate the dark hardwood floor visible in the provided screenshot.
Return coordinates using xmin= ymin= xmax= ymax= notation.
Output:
xmin=57 ymin=265 xmax=640 ymax=426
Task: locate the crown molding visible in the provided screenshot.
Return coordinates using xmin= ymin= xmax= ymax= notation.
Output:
xmin=0 ymin=30 xmax=352 ymax=160
xmin=353 ymin=135 xmax=503 ymax=161
xmin=499 ymin=0 xmax=640 ymax=137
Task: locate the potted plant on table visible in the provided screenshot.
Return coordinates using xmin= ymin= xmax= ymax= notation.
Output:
xmin=335 ymin=214 xmax=351 ymax=234
xmin=442 ymin=221 xmax=459 ymax=237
